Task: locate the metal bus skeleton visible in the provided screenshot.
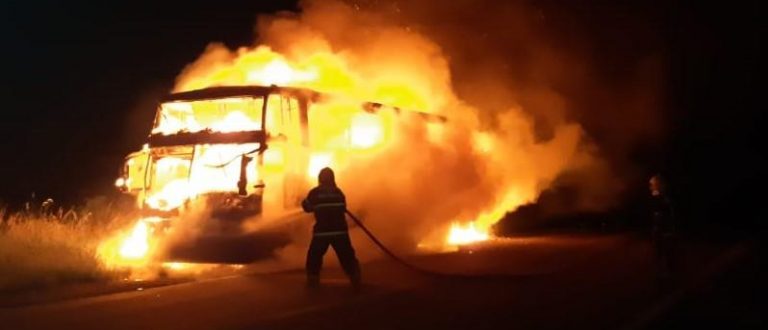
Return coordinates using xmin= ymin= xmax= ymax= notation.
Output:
xmin=115 ymin=85 xmax=445 ymax=236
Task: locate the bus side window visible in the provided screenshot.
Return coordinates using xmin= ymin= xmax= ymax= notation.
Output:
xmin=266 ymin=94 xmax=285 ymax=139
xmin=288 ymin=97 xmax=302 ymax=144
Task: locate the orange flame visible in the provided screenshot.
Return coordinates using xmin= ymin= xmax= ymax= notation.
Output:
xmin=107 ymin=0 xmax=597 ymax=261
xmin=447 ymin=222 xmax=490 ymax=246
xmin=118 ymin=220 xmax=150 ymax=259
xmin=97 ymin=218 xmax=157 ymax=269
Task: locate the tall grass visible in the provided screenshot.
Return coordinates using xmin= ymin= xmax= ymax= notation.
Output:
xmin=0 ymin=197 xmax=136 ymax=292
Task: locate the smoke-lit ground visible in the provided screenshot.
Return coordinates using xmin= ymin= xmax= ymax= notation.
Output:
xmin=1 ymin=230 xmax=763 ymax=329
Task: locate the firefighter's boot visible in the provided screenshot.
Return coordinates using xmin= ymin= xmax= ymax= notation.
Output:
xmin=306 ymin=274 xmax=320 ymax=289
xmin=349 ymin=272 xmax=361 ymax=293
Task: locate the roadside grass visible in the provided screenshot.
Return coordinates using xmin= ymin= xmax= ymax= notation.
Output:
xmin=0 ymin=197 xmax=136 ymax=292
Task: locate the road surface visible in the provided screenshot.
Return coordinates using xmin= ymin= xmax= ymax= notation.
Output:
xmin=0 ymin=233 xmax=761 ymax=329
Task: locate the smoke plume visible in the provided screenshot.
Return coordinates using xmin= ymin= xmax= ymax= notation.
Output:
xmin=173 ymin=0 xmax=663 ymax=255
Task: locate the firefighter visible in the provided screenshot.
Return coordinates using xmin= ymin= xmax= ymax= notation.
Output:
xmin=648 ymin=174 xmax=676 ymax=282
xmin=302 ymin=167 xmax=361 ymax=290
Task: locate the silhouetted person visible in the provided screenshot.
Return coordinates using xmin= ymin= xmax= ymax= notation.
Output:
xmin=302 ymin=167 xmax=361 ymax=290
xmin=649 ymin=174 xmax=676 ymax=283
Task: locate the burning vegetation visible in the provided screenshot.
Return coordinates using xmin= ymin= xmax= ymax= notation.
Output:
xmin=0 ymin=198 xmax=138 ymax=290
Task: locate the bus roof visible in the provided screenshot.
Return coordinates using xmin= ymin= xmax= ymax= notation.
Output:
xmin=162 ymin=85 xmax=321 ymax=103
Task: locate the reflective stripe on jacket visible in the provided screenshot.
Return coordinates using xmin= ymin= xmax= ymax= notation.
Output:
xmin=302 ymin=186 xmax=348 ymax=233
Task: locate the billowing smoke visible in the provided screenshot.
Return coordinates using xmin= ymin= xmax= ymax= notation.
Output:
xmin=172 ymin=0 xmax=663 ymax=256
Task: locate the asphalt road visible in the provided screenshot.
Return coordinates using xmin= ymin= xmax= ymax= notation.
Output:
xmin=0 ymin=233 xmax=761 ymax=329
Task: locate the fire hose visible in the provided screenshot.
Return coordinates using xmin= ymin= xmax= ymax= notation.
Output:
xmin=344 ymin=209 xmax=522 ymax=279
xmin=344 ymin=209 xmax=427 ymax=274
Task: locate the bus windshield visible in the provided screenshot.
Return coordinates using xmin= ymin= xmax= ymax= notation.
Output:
xmin=152 ymin=96 xmax=265 ymax=135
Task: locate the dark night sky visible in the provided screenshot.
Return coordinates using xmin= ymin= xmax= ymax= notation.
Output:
xmin=0 ymin=0 xmax=298 ymax=203
xmin=0 ymin=1 xmax=763 ymax=227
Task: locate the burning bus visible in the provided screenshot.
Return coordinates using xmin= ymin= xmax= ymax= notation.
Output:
xmin=114 ymin=85 xmax=445 ymax=238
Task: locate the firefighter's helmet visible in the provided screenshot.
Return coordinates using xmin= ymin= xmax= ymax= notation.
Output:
xmin=319 ymin=167 xmax=336 ymax=187
xmin=649 ymin=174 xmax=666 ymax=196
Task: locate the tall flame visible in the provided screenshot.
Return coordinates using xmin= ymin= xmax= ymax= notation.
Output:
xmin=104 ymin=0 xmax=597 ymax=265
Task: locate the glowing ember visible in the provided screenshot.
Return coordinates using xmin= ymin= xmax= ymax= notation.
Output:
xmin=447 ymin=222 xmax=490 ymax=246
xmin=163 ymin=262 xmax=188 ymax=271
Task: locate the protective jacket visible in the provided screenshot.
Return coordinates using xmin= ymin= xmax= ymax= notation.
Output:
xmin=302 ymin=185 xmax=347 ymax=234
xmin=650 ymin=194 xmax=675 ymax=235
